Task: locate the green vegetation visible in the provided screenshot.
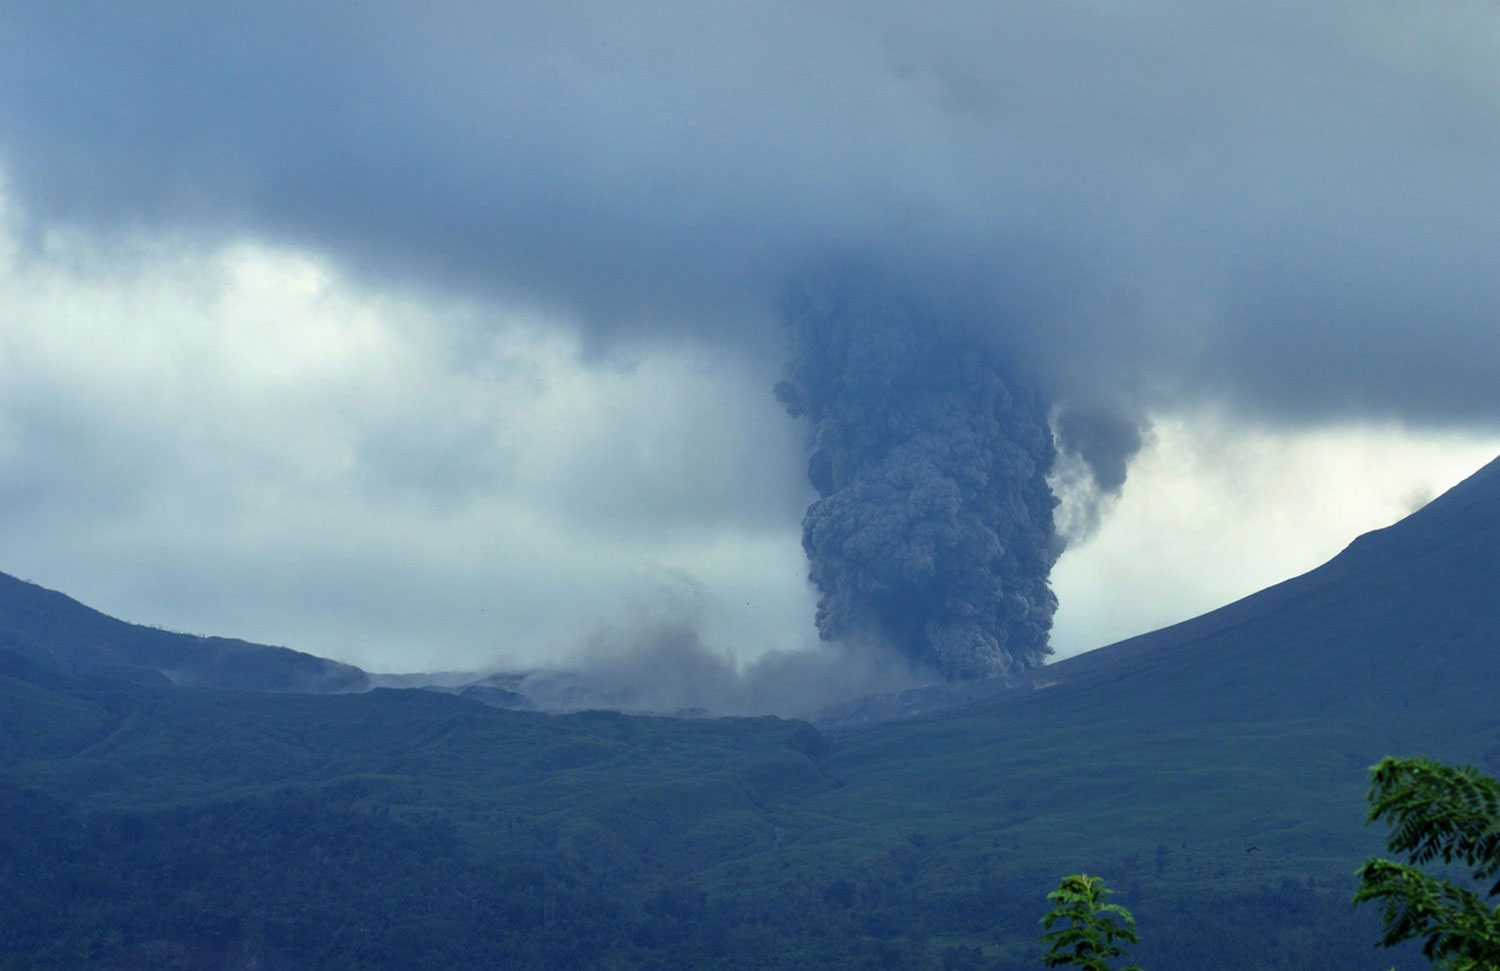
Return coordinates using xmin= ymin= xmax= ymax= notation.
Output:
xmin=0 ymin=653 xmax=1459 ymax=969
xmin=1355 ymin=757 xmax=1500 ymax=970
xmin=1039 ymin=874 xmax=1141 ymax=971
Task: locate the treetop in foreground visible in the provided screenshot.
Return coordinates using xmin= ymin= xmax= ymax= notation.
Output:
xmin=1039 ymin=873 xmax=1142 ymax=971
xmin=1354 ymin=756 xmax=1500 ymax=971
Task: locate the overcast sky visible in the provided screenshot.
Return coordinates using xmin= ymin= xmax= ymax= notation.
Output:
xmin=1 ymin=3 xmax=1497 ymax=675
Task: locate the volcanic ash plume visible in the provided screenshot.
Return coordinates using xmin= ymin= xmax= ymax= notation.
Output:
xmin=775 ymin=282 xmax=1060 ymax=680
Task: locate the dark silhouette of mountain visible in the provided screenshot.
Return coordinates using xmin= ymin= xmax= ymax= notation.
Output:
xmin=0 ymin=572 xmax=367 ymax=693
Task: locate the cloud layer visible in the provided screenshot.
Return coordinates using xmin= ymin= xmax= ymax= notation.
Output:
xmin=3 ymin=2 xmax=1498 ymax=424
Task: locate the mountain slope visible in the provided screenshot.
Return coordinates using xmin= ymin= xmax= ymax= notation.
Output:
xmin=825 ymin=452 xmax=1500 ymax=735
xmin=1038 ymin=451 xmax=1500 ymax=729
xmin=0 ymin=571 xmax=367 ymax=693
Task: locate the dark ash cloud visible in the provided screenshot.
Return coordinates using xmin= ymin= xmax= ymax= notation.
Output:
xmin=776 ymin=274 xmax=1059 ymax=678
xmin=1050 ymin=405 xmax=1152 ymax=545
xmin=1054 ymin=407 xmax=1147 ymax=496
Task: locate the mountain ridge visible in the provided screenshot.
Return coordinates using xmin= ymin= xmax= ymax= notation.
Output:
xmin=0 ymin=571 xmax=368 ymax=693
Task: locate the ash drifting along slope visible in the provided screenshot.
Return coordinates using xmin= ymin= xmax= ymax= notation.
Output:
xmin=822 ymin=453 xmax=1500 ymax=736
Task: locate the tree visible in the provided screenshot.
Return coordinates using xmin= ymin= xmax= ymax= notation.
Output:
xmin=1039 ymin=873 xmax=1142 ymax=971
xmin=1354 ymin=756 xmax=1500 ymax=970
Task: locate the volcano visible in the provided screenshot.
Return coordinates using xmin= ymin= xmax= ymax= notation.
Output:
xmin=0 ymin=456 xmax=1496 ymax=969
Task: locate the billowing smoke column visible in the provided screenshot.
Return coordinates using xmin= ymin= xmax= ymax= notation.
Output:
xmin=775 ymin=279 xmax=1060 ymax=680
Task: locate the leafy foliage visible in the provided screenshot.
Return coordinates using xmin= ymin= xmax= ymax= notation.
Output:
xmin=1354 ymin=757 xmax=1500 ymax=970
xmin=1039 ymin=874 xmax=1142 ymax=971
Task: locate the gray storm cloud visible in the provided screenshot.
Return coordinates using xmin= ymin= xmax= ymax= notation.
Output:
xmin=775 ymin=276 xmax=1059 ymax=678
xmin=3 ymin=1 xmax=1498 ymax=435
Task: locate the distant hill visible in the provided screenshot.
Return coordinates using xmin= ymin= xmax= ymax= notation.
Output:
xmin=0 ymin=571 xmax=367 ymax=693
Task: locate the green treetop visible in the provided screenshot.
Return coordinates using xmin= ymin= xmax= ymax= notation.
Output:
xmin=1039 ymin=873 xmax=1142 ymax=971
xmin=1354 ymin=756 xmax=1500 ymax=971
